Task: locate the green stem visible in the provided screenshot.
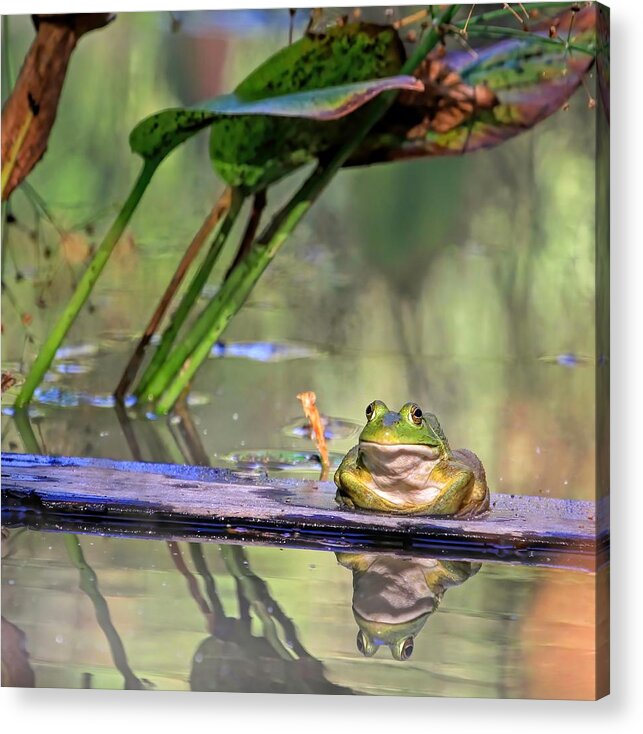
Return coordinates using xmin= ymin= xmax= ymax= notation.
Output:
xmin=15 ymin=158 xmax=159 ymax=408
xmin=150 ymin=5 xmax=459 ymax=413
xmin=151 ymin=176 xmax=324 ymax=412
xmin=13 ymin=408 xmax=40 ymax=453
xmin=134 ymin=188 xmax=244 ymax=402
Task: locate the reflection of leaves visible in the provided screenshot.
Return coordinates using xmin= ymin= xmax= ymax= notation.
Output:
xmin=352 ymin=7 xmax=597 ymax=164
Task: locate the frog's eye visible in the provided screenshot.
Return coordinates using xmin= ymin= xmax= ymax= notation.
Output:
xmin=366 ymin=400 xmax=387 ymax=422
xmin=400 ymin=637 xmax=414 ymax=660
xmin=356 ymin=630 xmax=376 ymax=657
xmin=410 ymin=405 xmax=423 ymax=425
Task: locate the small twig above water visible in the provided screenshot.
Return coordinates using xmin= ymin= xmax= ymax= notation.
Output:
xmin=297 ymin=390 xmax=330 ymax=481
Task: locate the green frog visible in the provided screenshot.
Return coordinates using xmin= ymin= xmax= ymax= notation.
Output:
xmin=334 ymin=401 xmax=490 ymax=517
xmin=337 ymin=552 xmax=480 ymax=660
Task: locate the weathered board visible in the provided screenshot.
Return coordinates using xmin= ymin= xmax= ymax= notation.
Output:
xmin=2 ymin=452 xmax=607 ymax=568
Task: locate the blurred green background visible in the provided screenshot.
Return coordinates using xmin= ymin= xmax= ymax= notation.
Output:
xmin=0 ymin=6 xmax=604 ymax=698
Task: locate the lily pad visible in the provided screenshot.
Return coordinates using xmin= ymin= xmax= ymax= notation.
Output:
xmin=350 ymin=6 xmax=598 ymax=164
xmin=282 ymin=415 xmax=361 ymax=441
xmin=209 ymin=22 xmax=409 ymax=191
xmin=130 ymin=21 xmax=416 ymax=187
xmin=130 ymin=75 xmax=421 ymax=163
xmin=220 ymin=448 xmax=343 ymax=473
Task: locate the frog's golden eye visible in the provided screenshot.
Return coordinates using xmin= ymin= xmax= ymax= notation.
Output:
xmin=401 ymin=637 xmax=414 ymax=660
xmin=365 ymin=402 xmax=376 ymax=421
xmin=410 ymin=405 xmax=423 ymax=425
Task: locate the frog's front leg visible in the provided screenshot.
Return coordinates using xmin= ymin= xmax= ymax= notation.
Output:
xmin=334 ymin=446 xmax=392 ymax=511
xmin=453 ymin=485 xmax=490 ymax=518
xmin=425 ymin=462 xmax=479 ymax=517
xmin=334 ymin=446 xmax=362 ymax=509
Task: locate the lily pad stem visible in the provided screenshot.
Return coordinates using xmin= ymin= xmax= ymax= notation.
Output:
xmin=134 ymin=187 xmax=244 ymax=402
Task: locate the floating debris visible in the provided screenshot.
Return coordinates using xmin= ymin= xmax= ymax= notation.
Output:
xmin=54 ymin=343 xmax=100 ymax=361
xmin=185 ymin=391 xmax=211 ymax=407
xmin=1 ymin=370 xmax=21 ymax=393
xmin=210 ymin=340 xmax=321 ymax=363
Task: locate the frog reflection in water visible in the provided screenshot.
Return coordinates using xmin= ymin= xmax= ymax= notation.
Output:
xmin=337 ymin=553 xmax=480 ymax=660
xmin=334 ymin=401 xmax=490 ymax=517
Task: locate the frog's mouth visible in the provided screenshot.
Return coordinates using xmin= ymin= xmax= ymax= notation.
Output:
xmin=358 ymin=441 xmax=441 ymax=497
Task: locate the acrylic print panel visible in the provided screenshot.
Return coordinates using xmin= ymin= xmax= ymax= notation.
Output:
xmin=1 ymin=4 xmax=609 ymax=699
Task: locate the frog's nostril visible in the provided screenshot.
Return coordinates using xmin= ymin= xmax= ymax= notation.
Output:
xmin=382 ymin=413 xmax=398 ymax=427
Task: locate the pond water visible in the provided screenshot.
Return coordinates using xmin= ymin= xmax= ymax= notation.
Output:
xmin=2 ymin=527 xmax=606 ymax=698
xmin=1 ymin=334 xmax=604 ymax=698
xmin=1 ymin=8 xmax=606 ymax=698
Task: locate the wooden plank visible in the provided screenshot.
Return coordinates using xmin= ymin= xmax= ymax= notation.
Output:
xmin=1 ymin=452 xmax=607 ymax=569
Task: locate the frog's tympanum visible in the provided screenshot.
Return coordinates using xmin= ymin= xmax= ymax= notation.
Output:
xmin=334 ymin=401 xmax=490 ymax=517
xmin=337 ymin=553 xmax=480 ymax=660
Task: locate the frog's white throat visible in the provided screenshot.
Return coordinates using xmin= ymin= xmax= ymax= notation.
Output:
xmin=358 ymin=441 xmax=442 ymax=495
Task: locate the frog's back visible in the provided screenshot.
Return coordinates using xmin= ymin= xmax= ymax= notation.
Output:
xmin=452 ymin=448 xmax=485 ymax=480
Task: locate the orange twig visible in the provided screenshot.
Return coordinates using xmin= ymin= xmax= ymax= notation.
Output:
xmin=296 ymin=390 xmax=330 ymax=480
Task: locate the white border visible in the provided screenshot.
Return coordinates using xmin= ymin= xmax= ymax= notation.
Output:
xmin=2 ymin=0 xmax=641 ymax=731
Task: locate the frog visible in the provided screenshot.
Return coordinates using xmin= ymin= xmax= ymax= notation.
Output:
xmin=336 ymin=552 xmax=481 ymax=660
xmin=334 ymin=401 xmax=490 ymax=517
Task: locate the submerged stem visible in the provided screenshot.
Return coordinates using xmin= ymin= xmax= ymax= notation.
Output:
xmin=224 ymin=189 xmax=267 ymax=281
xmin=15 ymin=158 xmax=159 ymax=408
xmin=12 ymin=408 xmax=40 ymax=453
xmin=134 ymin=188 xmax=244 ymax=402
